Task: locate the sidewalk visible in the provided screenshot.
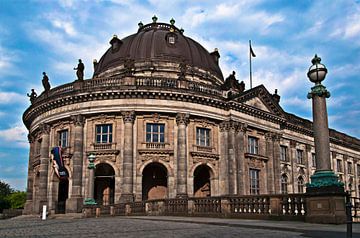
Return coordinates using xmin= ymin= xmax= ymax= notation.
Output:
xmin=130 ymin=216 xmax=360 ymax=237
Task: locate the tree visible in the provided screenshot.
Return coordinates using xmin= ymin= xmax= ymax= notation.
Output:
xmin=0 ymin=180 xmax=13 ymax=212
xmin=6 ymin=191 xmax=26 ymax=209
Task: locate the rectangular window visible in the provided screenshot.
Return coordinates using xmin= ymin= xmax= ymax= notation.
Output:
xmin=58 ymin=130 xmax=68 ymax=148
xmin=95 ymin=124 xmax=113 ymax=143
xmin=336 ymin=159 xmax=342 ymax=172
xmin=249 ymin=169 xmax=260 ymax=195
xmin=196 ymin=128 xmax=211 ymax=147
xmin=296 ymin=149 xmax=304 ymax=164
xmin=312 ymin=153 xmax=316 ymax=168
xmin=297 ymin=177 xmax=304 ymax=193
xmin=248 ymin=137 xmax=259 ymax=154
xmin=348 ymin=162 xmax=352 ymax=174
xmin=146 ymin=123 xmax=165 ymax=143
xmin=357 ymin=165 xmax=360 ymax=176
xmin=280 ymin=146 xmax=287 ymax=161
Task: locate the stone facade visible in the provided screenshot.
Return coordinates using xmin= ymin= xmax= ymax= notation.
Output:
xmin=22 ymin=21 xmax=360 ymax=214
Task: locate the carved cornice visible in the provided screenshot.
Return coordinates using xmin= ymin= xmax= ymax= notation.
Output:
xmin=138 ymin=149 xmax=174 ymax=155
xmin=39 ymin=123 xmax=50 ymax=135
xmin=28 ymin=134 xmax=35 ymax=143
xmin=71 ymin=114 xmax=85 ymax=127
xmin=176 ymin=113 xmax=189 ymax=126
xmin=122 ymin=111 xmax=135 ymax=123
xmin=190 ymin=151 xmax=220 ymax=160
xmin=219 ymin=121 xmax=229 ymax=132
xmin=87 ymin=150 xmax=120 ymax=156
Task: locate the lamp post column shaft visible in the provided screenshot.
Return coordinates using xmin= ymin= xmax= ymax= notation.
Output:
xmin=312 ymin=94 xmax=331 ymax=171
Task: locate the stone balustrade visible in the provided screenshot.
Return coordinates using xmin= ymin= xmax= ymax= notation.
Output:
xmin=30 ymin=76 xmax=222 ymax=106
xmin=83 ymin=194 xmax=308 ymax=221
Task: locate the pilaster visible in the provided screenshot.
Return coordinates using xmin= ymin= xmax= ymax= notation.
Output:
xmin=176 ymin=113 xmax=189 ymax=198
xmin=67 ymin=114 xmax=85 ymax=213
xmin=120 ymin=111 xmax=135 ymax=202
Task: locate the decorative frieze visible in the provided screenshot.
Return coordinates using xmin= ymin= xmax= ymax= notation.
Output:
xmin=176 ymin=113 xmax=189 ymax=125
xmin=71 ymin=114 xmax=85 ymax=127
xmin=122 ymin=111 xmax=135 ymax=123
xmin=39 ymin=123 xmax=50 ymax=135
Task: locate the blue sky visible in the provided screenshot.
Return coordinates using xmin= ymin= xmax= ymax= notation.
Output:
xmin=0 ymin=0 xmax=359 ymax=191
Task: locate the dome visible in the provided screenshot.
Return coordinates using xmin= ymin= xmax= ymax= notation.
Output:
xmin=93 ymin=21 xmax=223 ymax=82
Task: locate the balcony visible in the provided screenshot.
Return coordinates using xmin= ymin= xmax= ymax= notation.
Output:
xmin=138 ymin=142 xmax=173 ymax=155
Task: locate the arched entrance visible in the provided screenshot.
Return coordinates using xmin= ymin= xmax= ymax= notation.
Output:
xmin=193 ymin=165 xmax=211 ymax=197
xmin=142 ymin=163 xmax=168 ymax=200
xmin=57 ymin=178 xmax=69 ymax=214
xmin=94 ymin=163 xmax=115 ymax=205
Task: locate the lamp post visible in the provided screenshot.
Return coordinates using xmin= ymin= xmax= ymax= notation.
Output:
xmin=84 ymin=154 xmax=97 ymax=205
xmin=306 ymin=54 xmax=344 ymax=193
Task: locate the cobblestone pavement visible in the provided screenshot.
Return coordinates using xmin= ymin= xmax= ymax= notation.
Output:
xmin=0 ymin=216 xmax=304 ymax=238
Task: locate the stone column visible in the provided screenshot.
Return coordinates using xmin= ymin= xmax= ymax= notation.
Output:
xmin=176 ymin=113 xmax=189 ymax=198
xmin=272 ymin=133 xmax=281 ymax=194
xmin=23 ymin=134 xmax=35 ymax=214
xmin=35 ymin=123 xmax=50 ymax=214
xmin=67 ymin=115 xmax=85 ymax=213
xmin=306 ymin=55 xmax=345 ymax=224
xmin=265 ymin=132 xmax=275 ymax=194
xmin=84 ymin=154 xmax=96 ymax=205
xmin=228 ymin=121 xmax=237 ymax=195
xmin=219 ymin=121 xmax=229 ymax=195
xmin=120 ymin=111 xmax=135 ymax=202
xmin=236 ymin=123 xmax=247 ymax=195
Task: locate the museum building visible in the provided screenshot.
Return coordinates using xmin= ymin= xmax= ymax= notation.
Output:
xmin=22 ymin=18 xmax=360 ymax=214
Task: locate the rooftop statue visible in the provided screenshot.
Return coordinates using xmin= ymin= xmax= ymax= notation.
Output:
xmin=27 ymin=89 xmax=37 ymax=104
xmin=221 ymin=71 xmax=245 ymax=93
xmin=74 ymin=59 xmax=84 ymax=81
xmin=42 ymin=72 xmax=51 ymax=92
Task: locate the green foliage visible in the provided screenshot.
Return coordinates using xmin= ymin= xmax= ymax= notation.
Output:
xmin=6 ymin=191 xmax=26 ymax=209
xmin=0 ymin=180 xmax=13 ymax=198
xmin=0 ymin=180 xmax=26 ymax=212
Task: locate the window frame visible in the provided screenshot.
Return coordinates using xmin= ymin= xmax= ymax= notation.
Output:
xmin=312 ymin=153 xmax=316 ymax=168
xmin=280 ymin=145 xmax=287 ymax=162
xmin=196 ymin=127 xmax=211 ymax=147
xmin=249 ymin=169 xmax=260 ymax=195
xmin=146 ymin=123 xmax=165 ymax=143
xmin=248 ymin=136 xmax=259 ymax=155
xmin=296 ymin=149 xmax=304 ymax=164
xmin=95 ymin=124 xmax=113 ymax=144
xmin=297 ymin=176 xmax=304 ymax=193
xmin=281 ymin=174 xmax=288 ymax=194
xmin=57 ymin=129 xmax=69 ymax=148
xmin=348 ymin=162 xmax=352 ymax=174
xmin=336 ymin=159 xmax=342 ymax=172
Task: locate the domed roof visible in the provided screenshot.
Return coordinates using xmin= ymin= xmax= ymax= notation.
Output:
xmin=93 ymin=20 xmax=223 ymax=80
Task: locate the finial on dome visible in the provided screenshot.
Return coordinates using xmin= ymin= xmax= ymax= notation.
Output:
xmin=180 ymin=28 xmax=184 ymax=34
xmin=152 ymin=15 xmax=158 ymax=23
xmin=93 ymin=59 xmax=97 ymax=63
xmin=214 ymin=48 xmax=218 ymax=51
xmin=170 ymin=18 xmax=175 ymax=25
xmin=138 ymin=21 xmax=143 ymax=28
xmin=113 ymin=34 xmax=118 ymax=38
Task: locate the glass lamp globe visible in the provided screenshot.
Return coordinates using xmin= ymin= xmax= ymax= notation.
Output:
xmin=307 ymin=54 xmax=328 ymax=84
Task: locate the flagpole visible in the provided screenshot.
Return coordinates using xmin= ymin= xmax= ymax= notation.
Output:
xmin=249 ymin=40 xmax=252 ymax=89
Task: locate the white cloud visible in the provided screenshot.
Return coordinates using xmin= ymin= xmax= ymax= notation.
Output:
xmin=0 ymin=124 xmax=28 ymax=148
xmin=51 ymin=19 xmax=77 ymax=36
xmin=0 ymin=91 xmax=26 ymax=104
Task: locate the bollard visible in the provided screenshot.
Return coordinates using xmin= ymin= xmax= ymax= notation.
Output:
xmin=346 ymin=193 xmax=352 ymax=238
xmin=42 ymin=205 xmax=47 ymax=220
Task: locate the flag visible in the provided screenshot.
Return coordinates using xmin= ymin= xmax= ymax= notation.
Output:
xmin=51 ymin=146 xmax=68 ymax=179
xmin=250 ymin=41 xmax=256 ymax=57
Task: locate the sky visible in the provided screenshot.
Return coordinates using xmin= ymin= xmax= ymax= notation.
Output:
xmin=0 ymin=0 xmax=359 ymax=191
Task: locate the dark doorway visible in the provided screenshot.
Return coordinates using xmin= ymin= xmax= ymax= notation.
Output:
xmin=142 ymin=163 xmax=168 ymax=200
xmin=193 ymin=165 xmax=211 ymax=197
xmin=94 ymin=163 xmax=115 ymax=205
xmin=57 ymin=178 xmax=68 ymax=214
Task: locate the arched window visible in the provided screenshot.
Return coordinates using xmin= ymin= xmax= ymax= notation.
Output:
xmin=297 ymin=176 xmax=304 ymax=193
xmin=281 ymin=174 xmax=288 ymax=194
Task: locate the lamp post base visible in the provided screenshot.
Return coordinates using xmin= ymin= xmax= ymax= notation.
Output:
xmin=84 ymin=198 xmax=97 ymax=205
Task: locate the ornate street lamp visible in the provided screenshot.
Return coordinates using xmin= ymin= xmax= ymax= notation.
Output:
xmin=84 ymin=154 xmax=97 ymax=205
xmin=306 ymin=54 xmax=344 ymax=193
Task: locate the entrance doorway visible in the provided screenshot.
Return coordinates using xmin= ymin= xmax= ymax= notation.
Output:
xmin=142 ymin=163 xmax=168 ymax=200
xmin=57 ymin=178 xmax=69 ymax=213
xmin=94 ymin=163 xmax=115 ymax=205
xmin=193 ymin=165 xmax=211 ymax=197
